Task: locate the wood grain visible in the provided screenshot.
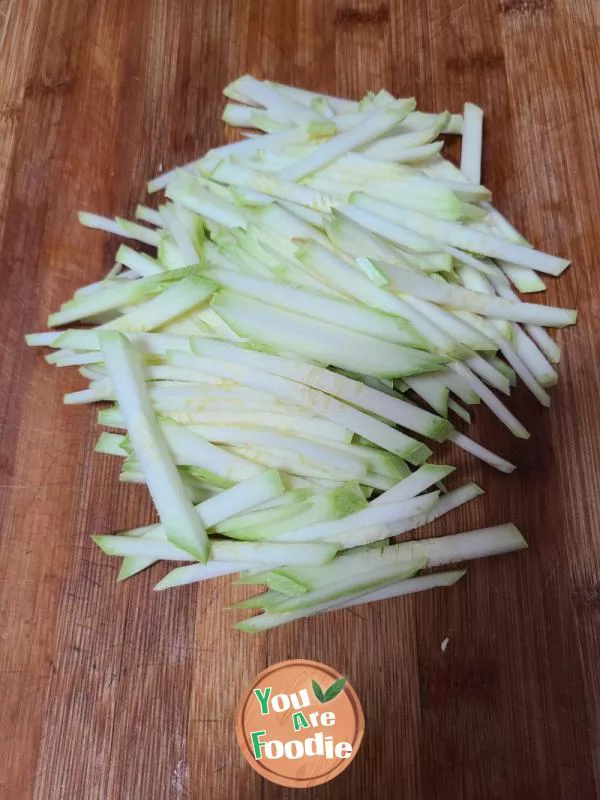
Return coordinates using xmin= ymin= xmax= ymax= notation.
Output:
xmin=0 ymin=1 xmax=599 ymax=798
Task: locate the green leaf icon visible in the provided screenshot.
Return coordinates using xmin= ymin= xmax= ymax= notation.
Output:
xmin=312 ymin=679 xmax=326 ymax=703
xmin=312 ymin=676 xmax=347 ymax=703
xmin=323 ymin=677 xmax=347 ymax=702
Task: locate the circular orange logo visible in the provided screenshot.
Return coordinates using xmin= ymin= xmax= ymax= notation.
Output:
xmin=235 ymin=659 xmax=364 ymax=789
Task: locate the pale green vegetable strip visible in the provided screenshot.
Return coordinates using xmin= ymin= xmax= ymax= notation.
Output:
xmin=268 ymin=81 xmax=358 ymax=114
xmin=340 ymin=203 xmax=497 ymax=276
xmin=166 ymin=174 xmax=249 ymax=229
xmin=117 ymin=558 xmax=157 ymax=582
xmin=149 ymin=385 xmax=279 ymax=412
xmin=94 ymin=535 xmax=195 ymax=560
xmin=116 ymin=244 xmax=164 ymax=276
xmin=78 ymin=212 xmax=161 ymax=247
xmin=135 ymin=205 xmax=164 ymax=227
xmin=115 ymin=218 xmax=162 ymax=247
xmin=147 ymin=158 xmax=204 ymax=194
xmin=460 ymin=102 xmax=484 ymax=184
xmin=265 ymin=558 xmax=425 ymax=614
xmin=119 ymin=464 xmax=218 ymax=504
xmin=100 ymin=277 xmax=215 ymax=333
xmin=52 ymin=329 xmax=193 ymax=356
xmin=403 ymin=373 xmax=449 ymax=416
xmin=476 ymin=319 xmax=552 ymax=405
xmin=347 ymin=484 xmax=482 ymax=543
xmin=159 ymin=204 xmax=201 ymax=265
xmin=212 ymin=291 xmax=444 ymax=378
xmin=448 ymin=400 xmax=471 ymax=423
xmin=204 ymin=266 xmax=426 ymax=348
xmin=327 ymin=570 xmax=466 ymax=611
xmin=371 ymin=464 xmax=455 ymax=505
xmin=279 ymin=200 xmax=327 ymax=226
xmin=231 ymin=589 xmax=289 ymax=608
xmin=323 ymin=442 xmax=409 ymax=479
xmin=96 ymin=535 xmax=338 ymax=565
xmin=64 ymin=380 xmax=111 ymax=405
xmin=487 ymin=356 xmax=517 ymax=387
xmin=209 ymin=127 xmax=312 ymax=161
xmin=179 ymin=469 xmax=284 ymax=530
xmin=380 ymin=142 xmax=444 ymax=163
xmin=48 ymin=272 xmax=173 ymax=327
xmin=222 ymin=103 xmax=290 ymax=132
xmin=186 ymin=424 xmax=368 ymax=478
xmin=154 ymin=398 xmax=329 ymax=419
xmin=402 ymin=111 xmax=463 ymax=134
xmin=99 ymin=330 xmax=210 ymax=561
xmin=166 ymin=351 xmax=432 ymax=464
xmin=361 ymin=117 xmax=449 ymax=159
xmin=349 ymin=234 xmax=574 ymax=327
xmin=447 ymin=431 xmax=516 ymax=473
xmin=326 ymin=209 xmax=415 ymax=262
xmin=153 ymin=419 xmax=262 ymax=480
xmin=501 ymin=262 xmax=547 ymax=294
xmin=461 ymin=354 xmax=510 ymax=395
xmin=429 ymin=180 xmax=490 ymax=203
xmin=221 ymin=444 xmax=352 ymax=483
xmin=211 ymin=540 xmax=339 ymax=565
xmin=52 ymin=350 xmax=104 ymax=367
xmin=459 ymin=308 xmax=551 ymax=405
xmin=216 ymin=493 xmax=337 ymax=534
xmin=208 ymin=162 xmax=336 ymax=210
xmin=336 ymin=203 xmax=444 ymax=254
xmin=354 ymin=255 xmax=390 ymax=286
xmin=399 ymin=295 xmax=497 ymax=352
xmin=488 ymin=268 xmax=561 ymax=364
xmin=269 ymin=522 xmax=520 ymax=598
xmin=295 ymin=239 xmax=463 ymax=355
xmin=235 ymin=570 xmax=465 ymax=632
xmin=25 ymin=331 xmax=61 ymax=347
xmin=523 ymin=324 xmax=561 ymax=365
xmin=456 ymin=266 xmax=553 ymax=386
xmin=418 ymin=482 xmax=483 ymax=524
xmin=118 ymin=470 xmax=286 ymax=579
xmin=189 ymin=338 xmax=451 ymax=441
xmin=280 ymin=105 xmax=415 ymax=181
xmin=273 ymin=491 xmax=440 ymax=543
xmin=265 ymin=538 xmax=447 ymax=596
xmin=224 ymin=76 xmax=323 ymax=125
xmin=383 ymin=523 xmax=527 ymax=567
xmin=162 ymin=410 xmax=353 ymax=443
xmin=154 ymin=561 xmax=250 ymax=591
xmin=331 ymin=519 xmax=414 ymax=550
xmin=251 ymin=488 xmax=315 ymax=510
xmin=438 ymin=368 xmax=481 ymax=404
xmin=349 ymin=195 xmax=571 ymax=277
xmin=142 ymin=364 xmax=225 ymax=384
xmin=95 ymin=431 xmax=127 ymax=457
xmin=449 ymin=362 xmax=529 ymax=438
xmin=481 ymin=207 xmax=530 ymax=245
xmin=79 ymin=365 xmax=106 ymax=381
xmin=216 ymin=483 xmax=366 ymax=540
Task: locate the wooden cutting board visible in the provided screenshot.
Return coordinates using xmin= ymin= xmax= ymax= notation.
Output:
xmin=1 ymin=1 xmax=599 ymax=798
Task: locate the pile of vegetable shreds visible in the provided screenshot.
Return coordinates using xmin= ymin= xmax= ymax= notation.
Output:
xmin=26 ymin=76 xmax=576 ymax=632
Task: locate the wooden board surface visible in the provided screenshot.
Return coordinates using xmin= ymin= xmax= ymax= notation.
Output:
xmin=1 ymin=1 xmax=599 ymax=798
